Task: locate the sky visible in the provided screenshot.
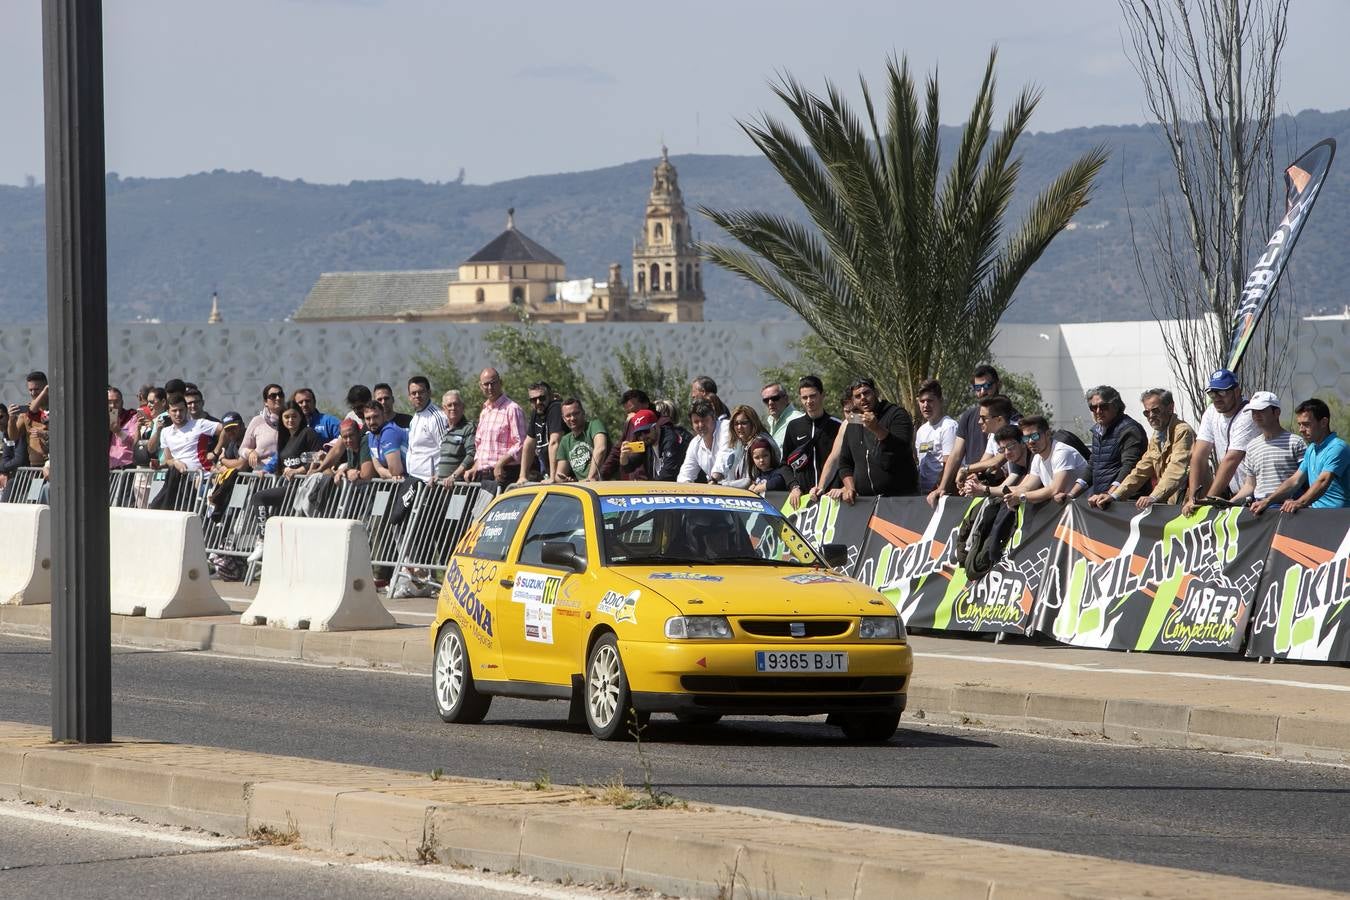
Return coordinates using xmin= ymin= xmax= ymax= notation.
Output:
xmin=1 ymin=0 xmax=1347 ymax=186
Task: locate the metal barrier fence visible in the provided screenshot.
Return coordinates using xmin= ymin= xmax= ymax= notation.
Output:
xmin=1 ymin=466 xmax=495 ymax=591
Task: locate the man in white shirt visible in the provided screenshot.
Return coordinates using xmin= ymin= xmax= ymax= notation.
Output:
xmin=161 ymin=395 xmax=221 ymax=473
xmin=914 ymin=379 xmax=957 ymax=494
xmin=1003 ymin=415 xmax=1087 ymax=508
xmin=677 ymin=400 xmax=724 ymax=483
xmin=404 ymin=375 xmax=448 ymax=483
xmin=761 ymin=381 xmax=803 ymax=449
xmin=1183 ymin=368 xmax=1260 ymax=515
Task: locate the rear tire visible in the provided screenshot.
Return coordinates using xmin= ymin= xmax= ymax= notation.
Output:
xmin=837 ymin=711 xmax=901 ymax=743
xmin=434 ymin=623 xmax=492 ymax=724
xmin=675 ymin=711 xmax=723 ymax=727
xmin=585 ymin=634 xmax=646 ymax=741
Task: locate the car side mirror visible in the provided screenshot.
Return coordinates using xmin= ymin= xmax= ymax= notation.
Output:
xmin=821 ymin=543 xmax=849 ymax=569
xmin=540 ymin=541 xmax=585 ymax=572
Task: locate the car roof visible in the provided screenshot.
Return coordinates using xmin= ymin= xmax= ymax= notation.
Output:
xmin=496 ymin=481 xmax=763 ymax=500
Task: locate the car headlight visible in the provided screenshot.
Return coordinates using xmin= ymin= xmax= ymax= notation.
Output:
xmin=859 ymin=615 xmax=903 ymax=640
xmin=665 ymin=616 xmax=734 ymax=640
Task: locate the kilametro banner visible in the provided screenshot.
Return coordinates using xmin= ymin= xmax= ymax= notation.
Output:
xmin=1041 ymin=503 xmax=1277 ymax=653
xmin=1247 ymin=510 xmax=1350 ymax=662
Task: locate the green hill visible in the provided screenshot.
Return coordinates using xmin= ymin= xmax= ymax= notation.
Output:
xmin=1 ymin=107 xmax=1348 ymax=324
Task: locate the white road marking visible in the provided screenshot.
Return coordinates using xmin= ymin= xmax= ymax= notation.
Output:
xmin=0 ymin=802 xmax=249 ymax=849
xmin=917 ymin=651 xmax=1350 ymax=693
xmin=352 ymin=860 xmax=606 ymax=897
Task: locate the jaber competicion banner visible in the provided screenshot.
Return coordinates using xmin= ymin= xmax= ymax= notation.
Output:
xmin=768 ymin=493 xmax=1348 ymax=663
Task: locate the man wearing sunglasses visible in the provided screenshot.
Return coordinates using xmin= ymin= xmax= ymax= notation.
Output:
xmin=929 ymin=365 xmax=1015 ymax=506
xmin=1064 ymin=385 xmax=1145 ymax=504
xmin=1183 ymin=368 xmax=1259 ymax=516
xmin=760 ymin=381 xmax=803 ymax=449
xmin=1003 ymin=416 xmax=1087 ymax=509
xmin=1091 ymin=388 xmax=1195 ymax=511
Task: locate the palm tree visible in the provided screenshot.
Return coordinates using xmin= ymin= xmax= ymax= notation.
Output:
xmin=699 ymin=49 xmax=1109 ymax=408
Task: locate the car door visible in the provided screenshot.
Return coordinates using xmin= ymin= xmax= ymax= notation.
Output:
xmin=505 ymin=491 xmax=591 ymax=686
xmin=446 ymin=492 xmax=538 ymax=683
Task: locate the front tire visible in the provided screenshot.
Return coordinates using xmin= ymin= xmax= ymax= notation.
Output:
xmin=434 ymin=623 xmax=492 ymax=724
xmin=837 ymin=711 xmax=901 ymax=743
xmin=585 ymin=634 xmax=645 ymax=741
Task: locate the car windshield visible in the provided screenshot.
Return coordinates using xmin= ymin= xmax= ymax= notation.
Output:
xmin=600 ymin=494 xmax=822 ymax=567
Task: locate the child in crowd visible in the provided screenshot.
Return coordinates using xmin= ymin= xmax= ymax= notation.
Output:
xmin=747 ymin=436 xmax=786 ymax=495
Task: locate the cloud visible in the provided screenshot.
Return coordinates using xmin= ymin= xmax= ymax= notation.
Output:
xmin=514 ymin=64 xmax=616 ymax=86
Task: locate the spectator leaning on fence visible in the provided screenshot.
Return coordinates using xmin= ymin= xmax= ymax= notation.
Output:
xmin=915 ymin=379 xmax=957 ymax=495
xmin=211 ymin=411 xmax=247 ymax=471
xmin=1004 ymin=415 xmax=1088 ymax=508
xmin=956 ymin=395 xmax=1015 ymax=493
xmin=472 ymin=367 xmax=525 ymax=486
xmin=1067 ymin=385 xmax=1146 ymax=503
xmin=328 ymin=417 xmax=375 ymax=483
xmin=294 ymin=387 xmax=342 ymax=442
xmin=436 ymin=390 xmax=476 ymax=485
xmin=782 ymin=375 xmax=840 ymax=504
xmin=1091 ymin=389 xmax=1194 ymax=511
xmin=1184 ymin=368 xmax=1261 ymax=515
xmin=809 ymin=386 xmax=857 ymax=502
xmin=1229 ymin=392 xmax=1305 ymax=507
xmin=517 ymin=381 xmax=564 ymax=484
xmin=405 ymin=375 xmax=449 ymax=483
xmin=1251 ymin=398 xmax=1350 ymax=514
xmin=837 ymin=378 xmax=918 ymax=502
xmin=761 ymin=381 xmax=803 ymax=449
xmin=362 ymin=400 xmax=408 ymax=479
xmin=713 ymin=405 xmax=775 ymax=489
xmin=556 ymin=397 xmax=608 ymax=482
xmin=930 ymin=364 xmax=1006 ymax=504
xmin=373 ymin=382 xmax=413 ymax=429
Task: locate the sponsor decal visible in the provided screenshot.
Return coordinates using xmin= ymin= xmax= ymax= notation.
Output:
xmin=649 ymin=572 xmax=724 ymax=582
xmin=782 ymin=572 xmax=850 ymax=585
xmin=600 ymin=495 xmax=776 ymax=515
xmin=598 ymin=589 xmax=640 ymax=625
xmin=513 ymin=570 xmax=562 ymax=644
xmin=445 ymin=563 xmax=494 ymax=646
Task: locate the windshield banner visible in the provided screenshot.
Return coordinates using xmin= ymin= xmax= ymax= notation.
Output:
xmin=1246 ymin=509 xmax=1350 ymax=661
xmin=601 ymin=494 xmax=777 ymax=515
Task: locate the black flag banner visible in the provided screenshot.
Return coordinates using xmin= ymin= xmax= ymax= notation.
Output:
xmin=1226 ymin=138 xmax=1336 ymax=371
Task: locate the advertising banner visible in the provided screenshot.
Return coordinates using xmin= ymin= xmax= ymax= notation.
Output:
xmin=776 ymin=494 xmax=876 ymax=578
xmin=1042 ymin=503 xmax=1277 ymax=653
xmin=857 ymin=496 xmax=1062 ymax=634
xmin=1246 ymin=511 xmax=1350 ymax=662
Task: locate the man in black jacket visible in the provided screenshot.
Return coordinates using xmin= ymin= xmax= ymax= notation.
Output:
xmin=837 ymin=379 xmax=918 ymax=501
xmin=783 ymin=375 xmax=840 ymax=501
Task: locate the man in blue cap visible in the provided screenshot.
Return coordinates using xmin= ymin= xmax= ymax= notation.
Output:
xmin=1183 ymin=368 xmax=1259 ymax=515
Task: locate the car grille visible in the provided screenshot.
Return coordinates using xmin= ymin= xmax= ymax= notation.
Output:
xmin=737 ymin=619 xmax=851 ymax=638
xmin=679 ymin=675 xmax=905 ymax=693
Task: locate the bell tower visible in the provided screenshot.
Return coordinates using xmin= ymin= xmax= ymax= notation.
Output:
xmin=632 ymin=146 xmax=704 ymax=322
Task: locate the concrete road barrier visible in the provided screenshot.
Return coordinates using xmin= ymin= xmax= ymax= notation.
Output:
xmin=0 ymin=504 xmax=51 ymax=606
xmin=109 ymin=509 xmax=229 ymax=618
xmin=240 ymin=518 xmax=395 ymax=631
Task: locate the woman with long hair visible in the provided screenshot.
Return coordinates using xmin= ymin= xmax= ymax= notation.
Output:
xmin=713 ymin=404 xmax=775 ymax=489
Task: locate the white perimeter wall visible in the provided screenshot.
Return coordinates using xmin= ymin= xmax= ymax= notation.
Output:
xmin=0 ymin=318 xmax=1327 ymax=432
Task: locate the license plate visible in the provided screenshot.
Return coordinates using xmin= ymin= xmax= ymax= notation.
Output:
xmin=755 ymin=651 xmax=849 ymax=673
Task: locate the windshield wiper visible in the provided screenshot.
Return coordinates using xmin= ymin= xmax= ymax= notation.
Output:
xmin=610 ymin=554 xmax=702 ymax=566
xmin=712 ymin=555 xmax=811 ymax=567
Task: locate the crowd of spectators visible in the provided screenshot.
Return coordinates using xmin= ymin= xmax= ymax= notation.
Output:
xmin=4 ymin=359 xmax=1348 ymax=522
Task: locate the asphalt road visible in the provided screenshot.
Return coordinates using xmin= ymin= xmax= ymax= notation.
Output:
xmin=3 ymin=634 xmax=1349 ymax=892
xmin=0 ymin=798 xmax=629 ymax=900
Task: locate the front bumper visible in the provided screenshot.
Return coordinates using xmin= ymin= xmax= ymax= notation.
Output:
xmin=619 ymin=638 xmax=911 ymax=716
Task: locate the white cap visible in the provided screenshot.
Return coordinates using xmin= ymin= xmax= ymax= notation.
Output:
xmin=1247 ymin=391 xmax=1280 ymax=411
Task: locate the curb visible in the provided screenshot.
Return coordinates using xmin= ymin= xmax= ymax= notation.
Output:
xmin=0 ymin=722 xmax=1340 ymax=900
xmin=4 ymin=604 xmax=1349 ymax=766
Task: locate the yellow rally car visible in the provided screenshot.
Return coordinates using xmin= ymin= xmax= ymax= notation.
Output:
xmin=430 ymin=482 xmax=912 ymax=742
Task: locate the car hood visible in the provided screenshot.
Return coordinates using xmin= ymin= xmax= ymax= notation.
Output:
xmin=609 ymin=566 xmax=891 ymax=617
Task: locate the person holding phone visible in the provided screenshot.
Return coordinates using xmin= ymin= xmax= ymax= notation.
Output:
xmin=834 ymin=378 xmax=918 ymax=503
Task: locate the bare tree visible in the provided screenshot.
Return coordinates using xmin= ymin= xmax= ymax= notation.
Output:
xmin=1121 ymin=0 xmax=1292 ymax=416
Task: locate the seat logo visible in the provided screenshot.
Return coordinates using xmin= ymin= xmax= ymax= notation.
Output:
xmin=790 ymin=622 xmax=806 ymax=638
